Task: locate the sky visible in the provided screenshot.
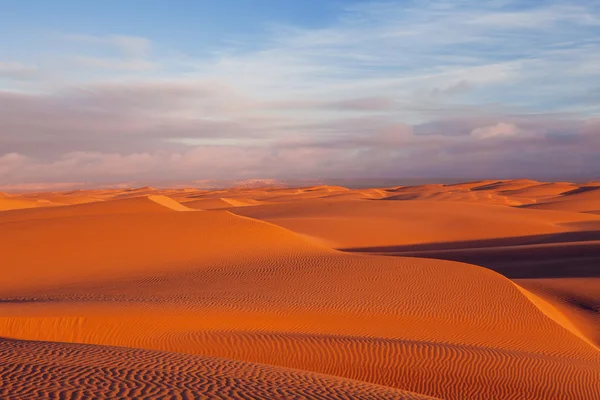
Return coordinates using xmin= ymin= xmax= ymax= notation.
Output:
xmin=1 ymin=0 xmax=599 ymax=189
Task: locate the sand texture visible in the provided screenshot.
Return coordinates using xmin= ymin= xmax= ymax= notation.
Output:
xmin=1 ymin=179 xmax=599 ymax=399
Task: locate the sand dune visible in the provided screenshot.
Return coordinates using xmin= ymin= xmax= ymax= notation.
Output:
xmin=0 ymin=196 xmax=179 ymax=224
xmin=257 ymin=186 xmax=351 ymax=202
xmin=184 ymin=197 xmax=262 ymax=210
xmin=0 ymin=202 xmax=319 ymax=291
xmin=112 ymin=186 xmax=159 ymax=199
xmin=370 ymin=238 xmax=600 ymax=279
xmin=1 ymin=180 xmax=599 ymax=399
xmin=469 ymin=179 xmax=541 ymax=192
xmin=378 ymin=180 xmax=579 ymax=206
xmin=516 ymin=278 xmax=600 ymax=347
xmin=524 ymin=186 xmax=600 ymax=213
xmin=147 ymin=194 xmax=195 ymax=211
xmin=382 ymin=189 xmax=522 ymax=205
xmin=443 ymin=180 xmax=502 ymax=190
xmin=19 ymin=192 xmax=103 ymax=206
xmin=231 ymin=198 xmax=600 ymax=248
xmin=183 ymin=197 xmax=240 ymax=209
xmin=0 ymin=339 xmax=432 ymax=400
xmin=0 ymin=197 xmax=43 ymax=211
xmin=500 ymin=181 xmax=576 ymax=198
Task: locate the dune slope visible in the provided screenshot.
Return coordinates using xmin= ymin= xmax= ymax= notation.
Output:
xmin=0 ymin=338 xmax=433 ymax=400
xmin=230 ymin=198 xmax=600 ymax=249
xmin=525 ymin=186 xmax=600 ymax=213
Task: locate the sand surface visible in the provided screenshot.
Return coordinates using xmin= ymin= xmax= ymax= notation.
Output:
xmin=1 ymin=179 xmax=599 ymax=399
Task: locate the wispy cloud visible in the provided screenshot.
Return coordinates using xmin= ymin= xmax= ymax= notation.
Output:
xmin=72 ymin=57 xmax=156 ymax=71
xmin=62 ymin=34 xmax=152 ymax=57
xmin=0 ymin=61 xmax=39 ymax=80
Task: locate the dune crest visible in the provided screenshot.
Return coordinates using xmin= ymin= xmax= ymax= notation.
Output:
xmin=147 ymin=195 xmax=195 ymax=211
xmin=513 ymin=283 xmax=599 ymax=351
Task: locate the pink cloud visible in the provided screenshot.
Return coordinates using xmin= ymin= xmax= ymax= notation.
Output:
xmin=470 ymin=122 xmax=519 ymax=139
xmin=0 ymin=182 xmax=86 ymax=193
xmin=0 ymin=82 xmax=599 ymax=186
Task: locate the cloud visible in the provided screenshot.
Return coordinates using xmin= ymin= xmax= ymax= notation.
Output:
xmin=63 ymin=34 xmax=152 ymax=57
xmin=0 ymin=1 xmax=599 ymax=185
xmin=465 ymin=4 xmax=600 ymax=29
xmin=0 ymin=153 xmax=29 ymax=176
xmin=471 ymin=122 xmax=519 ymax=139
xmin=266 ymin=96 xmax=397 ymax=112
xmin=0 ymin=182 xmax=85 ymax=192
xmin=1 ymin=104 xmax=598 ymax=185
xmin=73 ymin=57 xmax=156 ymax=71
xmin=0 ymin=61 xmax=38 ymax=80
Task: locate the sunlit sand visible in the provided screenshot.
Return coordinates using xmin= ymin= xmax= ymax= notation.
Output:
xmin=1 ymin=179 xmax=599 ymax=399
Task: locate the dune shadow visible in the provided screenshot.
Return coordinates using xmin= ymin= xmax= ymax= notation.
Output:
xmin=561 ymin=186 xmax=600 ymax=196
xmin=342 ymin=230 xmax=600 ymax=279
xmin=468 ymin=181 xmax=509 ymax=191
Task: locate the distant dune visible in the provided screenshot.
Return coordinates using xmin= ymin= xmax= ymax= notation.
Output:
xmin=0 ymin=179 xmax=599 ymax=399
xmin=232 ymin=198 xmax=600 ymax=248
xmin=524 ymin=186 xmax=600 ymax=213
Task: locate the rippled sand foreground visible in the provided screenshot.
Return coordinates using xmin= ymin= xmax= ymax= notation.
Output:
xmin=1 ymin=179 xmax=599 ymax=399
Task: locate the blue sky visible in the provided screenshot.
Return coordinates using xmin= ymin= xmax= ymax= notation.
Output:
xmin=0 ymin=0 xmax=599 ymax=188
xmin=1 ymin=1 xmax=349 ymax=60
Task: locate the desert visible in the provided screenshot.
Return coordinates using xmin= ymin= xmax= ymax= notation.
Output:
xmin=2 ymin=1 xmax=600 ymax=397
xmin=1 ymin=179 xmax=599 ymax=399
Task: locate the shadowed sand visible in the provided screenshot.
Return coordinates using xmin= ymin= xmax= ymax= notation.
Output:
xmin=1 ymin=179 xmax=599 ymax=399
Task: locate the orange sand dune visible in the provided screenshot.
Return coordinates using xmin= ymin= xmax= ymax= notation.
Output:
xmin=387 ymin=184 xmax=445 ymax=192
xmin=0 ymin=197 xmax=44 ymax=211
xmin=112 ymin=186 xmax=159 ymax=198
xmin=0 ymin=339 xmax=433 ymax=400
xmin=303 ymin=185 xmax=351 ymax=192
xmin=469 ymin=179 xmax=541 ymax=192
xmin=181 ymin=197 xmax=235 ymax=209
xmin=500 ymin=181 xmax=576 ymax=198
xmin=524 ymin=186 xmax=600 ymax=213
xmin=1 ymin=181 xmax=599 ymax=399
xmin=1 ymin=192 xmax=599 ymax=399
xmin=371 ymin=238 xmax=600 ymax=279
xmin=378 ymin=180 xmax=561 ymax=206
xmin=306 ymin=188 xmax=388 ymax=200
xmin=147 ymin=194 xmax=196 ymax=211
xmin=184 ymin=197 xmax=262 ymax=210
xmin=256 ymin=186 xmax=351 ymax=202
xmin=381 ymin=179 xmax=581 ymax=207
xmin=231 ymin=198 xmax=600 ymax=248
xmin=382 ymin=189 xmax=520 ymax=205
xmin=516 ymin=278 xmax=600 ymax=347
xmin=0 ymin=201 xmax=316 ymax=291
xmin=443 ymin=180 xmax=502 ymax=190
xmin=20 ymin=192 xmax=103 ymax=206
xmin=0 ymin=195 xmax=182 ymax=224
